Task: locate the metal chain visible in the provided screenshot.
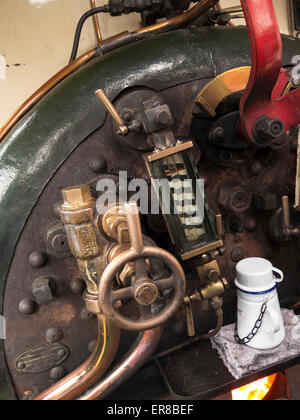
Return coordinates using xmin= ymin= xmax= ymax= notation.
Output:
xmin=234 ymin=302 xmax=267 ymax=345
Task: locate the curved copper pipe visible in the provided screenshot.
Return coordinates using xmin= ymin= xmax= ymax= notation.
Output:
xmin=0 ymin=0 xmax=218 ymax=142
xmin=77 ymin=326 xmax=162 ymax=400
xmin=135 ymin=0 xmax=219 ymax=34
xmin=34 ymin=315 xmax=120 ymax=400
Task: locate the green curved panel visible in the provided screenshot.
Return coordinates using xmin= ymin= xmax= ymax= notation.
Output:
xmin=0 ymin=26 xmax=299 ymax=399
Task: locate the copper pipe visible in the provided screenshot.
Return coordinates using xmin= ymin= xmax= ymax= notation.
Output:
xmin=77 ymin=326 xmax=162 ymax=400
xmin=90 ymin=0 xmax=102 ymax=43
xmin=136 ymin=0 xmax=219 ymax=34
xmin=34 ymin=315 xmax=120 ymax=400
xmin=0 ymin=0 xmax=218 ymax=142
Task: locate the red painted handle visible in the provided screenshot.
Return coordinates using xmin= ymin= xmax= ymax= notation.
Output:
xmin=240 ymin=0 xmax=300 ymax=145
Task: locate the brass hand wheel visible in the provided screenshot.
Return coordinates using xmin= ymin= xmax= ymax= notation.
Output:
xmin=98 ymin=202 xmax=186 ymax=331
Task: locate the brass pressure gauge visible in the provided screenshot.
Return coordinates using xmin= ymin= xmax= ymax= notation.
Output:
xmin=144 ymin=141 xmax=222 ymax=260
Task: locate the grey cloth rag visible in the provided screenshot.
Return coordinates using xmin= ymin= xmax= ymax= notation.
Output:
xmin=210 ymin=309 xmax=300 ymax=379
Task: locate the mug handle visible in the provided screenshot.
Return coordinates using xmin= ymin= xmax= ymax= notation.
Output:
xmin=265 ymin=306 xmax=281 ymax=334
xmin=272 ymin=267 xmax=284 ymax=283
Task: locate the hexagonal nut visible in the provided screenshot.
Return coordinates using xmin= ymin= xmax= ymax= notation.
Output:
xmin=254 ymin=116 xmax=284 ymax=142
xmin=62 ymin=185 xmax=93 ymax=207
xmin=45 ymin=221 xmax=71 ymax=258
xmin=254 ymin=192 xmax=278 ymax=211
xmin=118 ymin=262 xmax=135 ymax=287
xmin=117 ymin=222 xmax=130 ymax=245
xmin=32 ymin=277 xmax=56 ymax=304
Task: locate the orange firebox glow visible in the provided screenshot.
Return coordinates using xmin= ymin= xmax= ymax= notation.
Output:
xmin=231 ymin=374 xmax=277 ymax=400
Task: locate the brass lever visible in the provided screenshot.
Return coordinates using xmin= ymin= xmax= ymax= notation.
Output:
xmin=282 ymin=196 xmax=291 ymax=232
xmin=95 ymin=89 xmax=129 ymax=136
xmin=184 ymin=297 xmax=196 ymax=337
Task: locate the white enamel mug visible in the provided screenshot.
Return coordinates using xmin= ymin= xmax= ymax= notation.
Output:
xmin=235 ymin=258 xmax=285 ymax=350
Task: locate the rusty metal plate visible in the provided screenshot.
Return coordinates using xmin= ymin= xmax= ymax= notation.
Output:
xmin=15 ymin=343 xmax=69 ymax=374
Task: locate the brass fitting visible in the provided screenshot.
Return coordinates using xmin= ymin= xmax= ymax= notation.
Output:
xmin=59 ymin=184 xmax=109 ymax=301
xmin=61 ymin=185 xmax=95 ymax=210
xmin=196 ymin=277 xmax=229 ymax=301
xmin=59 ymin=188 xmax=132 ymax=315
xmin=101 ymin=205 xmax=130 ymax=245
xmin=107 ymin=244 xmax=134 ymax=287
xmin=60 ymin=185 xmax=101 ymax=260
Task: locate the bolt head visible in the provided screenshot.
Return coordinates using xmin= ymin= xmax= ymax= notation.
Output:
xmin=134 ymin=282 xmax=159 ymax=306
xmin=122 ymin=111 xmax=133 ymax=123
xmin=32 ymin=277 xmax=56 ymax=304
xmin=62 ymin=185 xmax=93 ymax=207
xmin=156 ymin=110 xmax=171 ymax=125
xmin=206 ymin=268 xmax=220 ymax=282
xmin=117 ymin=222 xmax=130 ymax=245
xmin=254 ymin=116 xmax=284 ymax=143
xmin=211 ymin=127 xmax=225 ymax=143
xmin=45 ymin=221 xmax=71 ymax=258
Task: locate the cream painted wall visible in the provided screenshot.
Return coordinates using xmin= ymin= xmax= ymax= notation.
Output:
xmin=0 ymin=0 xmax=291 ymax=128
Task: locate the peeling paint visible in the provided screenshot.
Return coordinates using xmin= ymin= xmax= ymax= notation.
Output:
xmin=0 ymin=56 xmax=6 ymax=80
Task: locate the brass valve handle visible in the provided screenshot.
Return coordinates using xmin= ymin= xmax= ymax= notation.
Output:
xmin=95 ymin=89 xmax=129 ymax=136
xmin=98 ymin=202 xmax=186 ymax=331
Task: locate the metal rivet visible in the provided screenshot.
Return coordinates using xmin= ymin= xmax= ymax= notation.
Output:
xmin=230 ymin=247 xmax=245 ymax=263
xmin=46 ymin=328 xmax=63 ymax=343
xmin=88 ymin=339 xmax=98 ymax=353
xmin=50 ymin=366 xmax=66 ymax=381
xmin=89 ymin=158 xmax=107 ymax=173
xmin=69 ymin=278 xmax=86 ymax=295
xmin=245 ymin=219 xmax=258 ymax=232
xmin=80 ymin=307 xmax=96 ymax=321
xmin=28 ymin=251 xmax=47 ymax=268
xmin=17 ymin=362 xmax=26 ymax=371
xmin=249 ymin=161 xmax=262 ymax=176
xmin=58 ymin=349 xmax=66 ymax=357
xmin=18 ymin=299 xmax=36 ymax=315
xmin=52 ymin=202 xmax=62 ymax=218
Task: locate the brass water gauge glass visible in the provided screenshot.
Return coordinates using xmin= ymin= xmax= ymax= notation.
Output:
xmin=145 ymin=141 xmax=223 ymax=260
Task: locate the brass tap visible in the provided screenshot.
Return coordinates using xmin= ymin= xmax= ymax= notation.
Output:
xmin=184 ymin=258 xmax=228 ymax=337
